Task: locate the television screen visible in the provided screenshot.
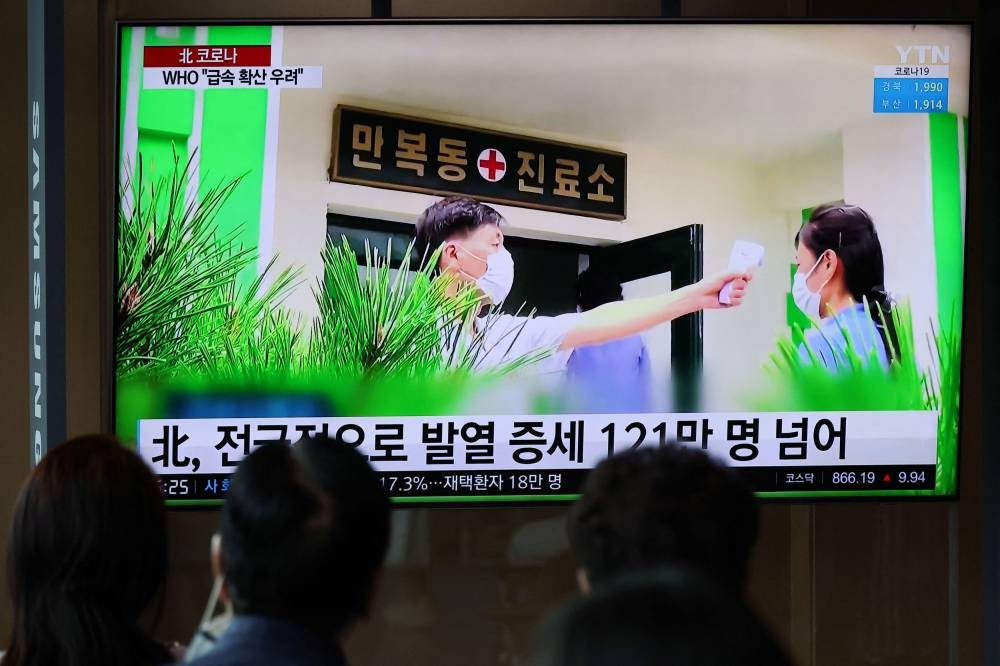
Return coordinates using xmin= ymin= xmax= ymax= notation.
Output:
xmin=114 ymin=22 xmax=970 ymax=505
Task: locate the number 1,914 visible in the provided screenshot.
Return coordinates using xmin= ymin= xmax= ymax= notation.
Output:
xmin=914 ymin=99 xmax=945 ymax=111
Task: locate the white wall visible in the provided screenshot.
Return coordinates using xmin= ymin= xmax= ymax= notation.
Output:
xmin=764 ymin=135 xmax=846 ymax=313
xmin=842 ymin=115 xmax=937 ymax=373
xmin=766 ymin=132 xmax=845 ymax=246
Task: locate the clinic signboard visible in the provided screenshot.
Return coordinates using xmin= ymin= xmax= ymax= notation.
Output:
xmin=330 ymin=105 xmax=627 ymax=220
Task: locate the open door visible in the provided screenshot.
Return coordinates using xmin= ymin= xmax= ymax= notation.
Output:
xmin=588 ymin=224 xmax=704 ymax=412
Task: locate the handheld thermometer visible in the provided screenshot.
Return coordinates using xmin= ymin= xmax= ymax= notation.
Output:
xmin=719 ymin=240 xmax=765 ymax=305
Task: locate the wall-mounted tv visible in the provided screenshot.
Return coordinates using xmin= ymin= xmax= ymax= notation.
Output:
xmin=114 ymin=21 xmax=970 ymax=505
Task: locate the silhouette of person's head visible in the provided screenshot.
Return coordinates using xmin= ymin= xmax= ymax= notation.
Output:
xmin=6 ymin=435 xmax=173 ymax=666
xmin=576 ymin=267 xmax=624 ymax=312
xmin=215 ymin=436 xmax=390 ymax=635
xmin=568 ymin=444 xmax=758 ymax=593
xmin=536 ymin=567 xmax=792 ymax=666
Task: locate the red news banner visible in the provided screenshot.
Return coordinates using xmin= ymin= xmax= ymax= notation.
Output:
xmin=141 ymin=45 xmax=322 ymax=89
xmin=143 ymin=45 xmax=273 ymax=67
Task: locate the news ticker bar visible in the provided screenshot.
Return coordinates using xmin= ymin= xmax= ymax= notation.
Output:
xmin=157 ymin=464 xmax=937 ymax=502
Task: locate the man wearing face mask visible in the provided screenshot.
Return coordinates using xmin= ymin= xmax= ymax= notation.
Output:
xmin=792 ymin=202 xmax=896 ymax=372
xmin=414 ymin=196 xmax=752 ymax=375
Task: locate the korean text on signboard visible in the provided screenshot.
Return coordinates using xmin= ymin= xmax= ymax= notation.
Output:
xmin=330 ymin=106 xmax=627 ymax=220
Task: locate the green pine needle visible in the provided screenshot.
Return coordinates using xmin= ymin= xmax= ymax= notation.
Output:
xmin=117 ymin=154 xmax=551 ymax=426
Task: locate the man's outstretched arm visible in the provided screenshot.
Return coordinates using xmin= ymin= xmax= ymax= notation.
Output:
xmin=560 ymin=271 xmax=751 ymax=351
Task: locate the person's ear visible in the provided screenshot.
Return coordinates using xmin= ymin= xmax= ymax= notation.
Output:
xmin=443 ymin=241 xmax=460 ymax=261
xmin=211 ymin=533 xmax=231 ymax=605
xmin=439 ymin=241 xmax=461 ymax=273
xmin=576 ymin=568 xmax=592 ymax=596
xmin=824 ymin=251 xmax=840 ymax=279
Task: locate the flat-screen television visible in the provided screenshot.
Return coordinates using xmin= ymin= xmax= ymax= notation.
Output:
xmin=114 ymin=21 xmax=971 ymax=505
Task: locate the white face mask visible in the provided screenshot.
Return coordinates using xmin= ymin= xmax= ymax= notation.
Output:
xmin=791 ymin=252 xmax=831 ymax=319
xmin=456 ymin=245 xmax=514 ymax=305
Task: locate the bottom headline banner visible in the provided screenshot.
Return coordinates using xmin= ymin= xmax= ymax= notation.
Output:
xmin=138 ymin=411 xmax=938 ymax=477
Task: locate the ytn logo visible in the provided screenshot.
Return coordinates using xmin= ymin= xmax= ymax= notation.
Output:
xmin=895 ymin=45 xmax=950 ymax=65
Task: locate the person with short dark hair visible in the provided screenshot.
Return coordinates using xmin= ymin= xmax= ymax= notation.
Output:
xmin=535 ymin=568 xmax=792 ymax=666
xmin=566 ymin=267 xmax=652 ymax=413
xmin=567 ymin=445 xmax=758 ymax=593
xmin=187 ymin=436 xmax=390 ymax=666
xmin=574 ymin=266 xmax=626 ymax=314
xmin=4 ymin=435 xmax=177 ymax=666
xmin=414 ymin=196 xmax=752 ymax=374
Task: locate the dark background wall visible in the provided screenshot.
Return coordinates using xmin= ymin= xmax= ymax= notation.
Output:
xmin=0 ymin=1 xmax=991 ymax=665
xmin=0 ymin=0 xmax=30 ymax=645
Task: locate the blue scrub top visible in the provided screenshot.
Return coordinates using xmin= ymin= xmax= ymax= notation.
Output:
xmin=566 ymin=335 xmax=652 ymax=413
xmin=798 ymin=303 xmax=890 ymax=372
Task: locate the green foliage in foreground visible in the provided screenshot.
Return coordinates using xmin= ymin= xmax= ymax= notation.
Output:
xmin=751 ymin=301 xmax=960 ymax=495
xmin=116 ymin=152 xmax=549 ymax=436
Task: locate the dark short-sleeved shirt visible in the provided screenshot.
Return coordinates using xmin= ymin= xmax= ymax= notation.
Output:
xmin=185 ymin=615 xmax=347 ymax=666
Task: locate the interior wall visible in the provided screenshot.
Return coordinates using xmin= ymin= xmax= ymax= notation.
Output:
xmin=842 ymin=115 xmax=942 ymax=371
xmin=765 ymin=133 xmax=844 ymax=216
xmin=0 ymin=1 xmax=985 ymax=665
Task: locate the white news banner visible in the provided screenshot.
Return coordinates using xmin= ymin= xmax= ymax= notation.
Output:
xmin=143 ymin=66 xmax=323 ymax=90
xmin=137 ymin=411 xmax=939 ymax=476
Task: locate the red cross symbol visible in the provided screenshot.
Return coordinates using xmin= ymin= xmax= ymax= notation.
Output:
xmin=477 ymin=148 xmax=507 ymax=182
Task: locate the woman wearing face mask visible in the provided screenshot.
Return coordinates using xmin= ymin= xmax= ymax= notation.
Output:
xmin=415 ymin=196 xmax=752 ymax=376
xmin=792 ymin=203 xmax=898 ymax=372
